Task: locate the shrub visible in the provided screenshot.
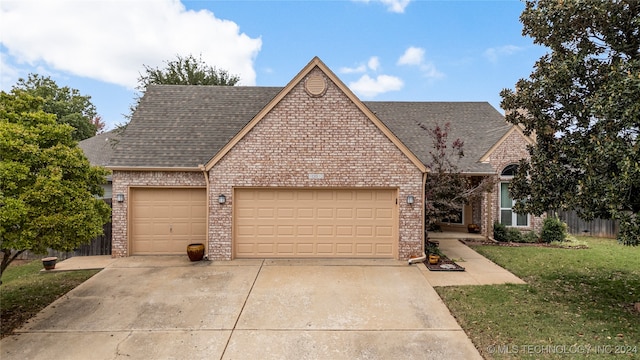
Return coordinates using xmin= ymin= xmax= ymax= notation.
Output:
xmin=541 ymin=216 xmax=568 ymax=243
xmin=522 ymin=231 xmax=539 ymax=243
xmin=493 ymin=222 xmax=508 ymax=242
xmin=506 ymin=227 xmax=523 ymax=243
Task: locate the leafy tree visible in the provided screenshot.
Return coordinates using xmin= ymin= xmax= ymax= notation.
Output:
xmin=13 ymin=74 xmax=99 ymax=141
xmin=138 ymin=53 xmax=240 ymax=88
xmin=423 ymin=123 xmax=494 ymax=231
xmin=91 ymin=115 xmax=106 ymax=134
xmin=0 ymin=90 xmax=111 ymax=280
xmin=125 ymin=54 xmax=241 ymax=123
xmin=501 ymin=0 xmax=640 ymax=245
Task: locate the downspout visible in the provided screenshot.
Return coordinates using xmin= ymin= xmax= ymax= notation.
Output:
xmin=199 ymin=164 xmax=210 ymax=260
xmin=408 ymin=170 xmax=428 ymax=265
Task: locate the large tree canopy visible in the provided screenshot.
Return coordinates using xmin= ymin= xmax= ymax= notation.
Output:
xmin=0 ymin=90 xmax=111 ymax=279
xmin=500 ymin=0 xmax=640 ymax=245
xmin=138 ymin=54 xmax=240 ymax=88
xmin=13 ymin=74 xmax=99 ymax=141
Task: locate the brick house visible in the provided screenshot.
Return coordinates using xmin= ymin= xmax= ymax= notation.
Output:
xmin=108 ymin=57 xmax=539 ymax=260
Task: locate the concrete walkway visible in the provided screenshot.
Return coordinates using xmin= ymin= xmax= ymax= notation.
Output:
xmin=39 ymin=255 xmax=118 ymax=272
xmin=420 ymin=233 xmax=526 ymax=286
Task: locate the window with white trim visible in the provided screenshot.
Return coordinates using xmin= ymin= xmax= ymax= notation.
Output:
xmin=500 ymin=165 xmax=529 ymax=227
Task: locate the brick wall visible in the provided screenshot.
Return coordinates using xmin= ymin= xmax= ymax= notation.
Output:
xmin=111 ymin=171 xmax=206 ymax=257
xmin=209 ymin=67 xmax=424 ymax=260
xmin=484 ymin=129 xmax=544 ymax=233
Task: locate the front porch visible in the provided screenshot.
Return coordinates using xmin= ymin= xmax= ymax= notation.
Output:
xmin=427 ymin=230 xmax=487 ymax=241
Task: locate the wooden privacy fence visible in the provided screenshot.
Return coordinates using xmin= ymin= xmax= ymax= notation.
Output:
xmin=557 ymin=210 xmax=619 ymax=238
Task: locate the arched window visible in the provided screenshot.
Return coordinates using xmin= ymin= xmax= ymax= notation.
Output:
xmin=501 ymin=164 xmax=519 ymax=177
xmin=499 ymin=164 xmax=528 ymax=226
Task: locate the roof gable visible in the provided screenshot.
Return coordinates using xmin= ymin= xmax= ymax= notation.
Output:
xmin=204 ymin=57 xmax=426 ymax=173
xmin=479 ymin=124 xmax=534 ymax=163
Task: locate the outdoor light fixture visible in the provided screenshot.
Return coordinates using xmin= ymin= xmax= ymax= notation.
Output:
xmin=407 ymin=195 xmax=415 ymax=205
xmin=116 ymin=193 xmax=125 ymax=203
xmin=218 ymin=194 xmax=226 ymax=204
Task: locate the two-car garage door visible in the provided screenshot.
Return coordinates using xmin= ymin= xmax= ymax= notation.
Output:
xmin=234 ymin=188 xmax=397 ymax=258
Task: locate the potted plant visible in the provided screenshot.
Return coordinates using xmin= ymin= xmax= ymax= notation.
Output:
xmin=467 ymin=223 xmax=481 ymax=233
xmin=426 ymin=240 xmax=442 ymax=264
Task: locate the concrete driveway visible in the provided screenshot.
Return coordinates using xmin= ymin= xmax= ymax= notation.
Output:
xmin=1 ymin=257 xmax=482 ymax=359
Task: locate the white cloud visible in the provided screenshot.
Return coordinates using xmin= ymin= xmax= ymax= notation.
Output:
xmin=367 ymin=56 xmax=380 ymax=71
xmin=397 ymin=46 xmax=444 ymax=79
xmin=483 ymin=45 xmax=524 ymax=63
xmin=397 ymin=46 xmax=424 ymax=66
xmin=0 ymin=0 xmax=262 ymax=88
xmin=0 ymin=53 xmax=20 ymax=91
xmin=339 ymin=56 xmax=380 ymax=74
xmin=340 ymin=64 xmax=368 ymax=74
xmin=353 ymin=0 xmax=411 ymax=13
xmin=349 ymin=74 xmax=403 ymax=98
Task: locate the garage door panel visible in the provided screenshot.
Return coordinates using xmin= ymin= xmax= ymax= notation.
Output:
xmin=376 ymin=208 xmax=393 ymax=219
xmin=336 ymin=226 xmax=353 ymax=236
xmin=336 ymin=243 xmax=354 ymax=254
xmin=237 ymin=208 xmax=255 ymax=218
xmin=376 ymin=226 xmax=393 ymax=236
xmin=317 ymin=208 xmax=334 ymax=218
xmin=296 ymin=243 xmax=314 ymax=254
xmin=257 ymin=208 xmax=275 ymax=218
xmin=375 ymin=244 xmax=393 ymax=255
xmin=131 ymin=188 xmax=206 ymax=255
xmin=234 ymin=188 xmax=396 ymax=258
xmin=316 ymin=191 xmax=334 ymax=201
xmin=277 ymin=208 xmax=294 ymax=218
xmin=297 ymin=208 xmax=314 ymax=218
xmin=336 ymin=208 xmax=353 ymax=219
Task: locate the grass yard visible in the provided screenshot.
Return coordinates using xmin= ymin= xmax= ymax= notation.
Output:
xmin=0 ymin=260 xmax=99 ymax=338
xmin=437 ymin=237 xmax=640 ymax=359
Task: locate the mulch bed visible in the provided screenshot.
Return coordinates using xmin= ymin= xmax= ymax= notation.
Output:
xmin=424 ymin=256 xmax=465 ymax=271
xmin=459 ymin=238 xmax=589 ymax=249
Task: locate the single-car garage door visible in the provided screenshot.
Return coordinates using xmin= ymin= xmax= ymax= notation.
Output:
xmin=130 ymin=188 xmax=206 ymax=255
xmin=234 ymin=188 xmax=397 ymax=258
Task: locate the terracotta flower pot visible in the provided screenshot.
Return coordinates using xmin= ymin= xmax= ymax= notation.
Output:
xmin=42 ymin=257 xmax=58 ymax=270
xmin=428 ymin=254 xmax=440 ymax=265
xmin=187 ymin=243 xmax=205 ymax=261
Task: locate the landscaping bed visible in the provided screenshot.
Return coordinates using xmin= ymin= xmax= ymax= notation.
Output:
xmin=460 ymin=238 xmax=589 ymax=249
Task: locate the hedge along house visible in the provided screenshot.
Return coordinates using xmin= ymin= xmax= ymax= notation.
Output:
xmin=109 ymin=57 xmax=538 ymax=260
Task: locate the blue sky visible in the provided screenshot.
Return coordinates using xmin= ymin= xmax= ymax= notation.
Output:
xmin=1 ymin=0 xmax=546 ymax=131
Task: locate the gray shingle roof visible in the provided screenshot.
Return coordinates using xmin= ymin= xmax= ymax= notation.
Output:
xmin=364 ymin=102 xmax=510 ymax=173
xmin=79 ymin=129 xmax=121 ymax=167
xmin=110 ymin=85 xmax=282 ymax=168
xmin=110 ymin=85 xmax=511 ymax=173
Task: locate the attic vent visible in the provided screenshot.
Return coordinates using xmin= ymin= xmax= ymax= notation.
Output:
xmin=305 ymin=74 xmax=327 ymax=97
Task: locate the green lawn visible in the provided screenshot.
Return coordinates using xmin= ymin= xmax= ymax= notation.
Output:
xmin=0 ymin=260 xmax=99 ymax=338
xmin=437 ymin=237 xmax=640 ymax=359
